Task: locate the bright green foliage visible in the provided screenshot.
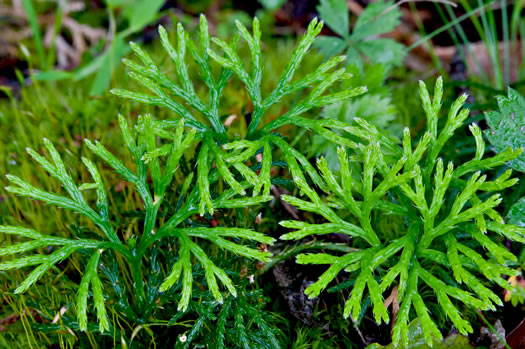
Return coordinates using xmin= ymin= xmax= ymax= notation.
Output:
xmin=507 ymin=284 xmax=525 ymax=308
xmin=1 ymin=15 xmax=369 ymax=338
xmin=312 ymin=64 xmax=399 ymax=170
xmin=112 ymin=15 xmax=367 ymax=208
xmin=323 ymin=93 xmax=397 ymax=130
xmin=484 ymin=87 xmax=525 ymax=173
xmin=112 ymin=15 xmax=366 ymax=142
xmin=279 ymin=78 xmax=525 ymax=346
xmin=366 ymin=319 xmax=473 ymax=349
xmin=1 ymin=115 xmax=274 ymax=330
xmin=321 ymin=65 xmax=397 ymax=132
xmin=314 ymin=0 xmax=405 ymax=68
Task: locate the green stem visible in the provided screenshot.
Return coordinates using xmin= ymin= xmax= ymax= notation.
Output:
xmin=143 ymin=201 xmax=161 ymax=238
xmin=246 ymin=104 xmax=265 ymax=138
xmin=257 ymin=115 xmax=291 ymax=135
xmin=406 ymin=0 xmax=495 ymax=52
xmin=21 ymin=0 xmax=46 ymax=69
xmin=359 ymin=206 xmax=381 ymax=246
xmin=130 ymin=255 xmax=147 ymax=311
xmin=419 ymin=215 xmax=435 ymax=250
xmin=136 ymin=166 xmax=240 ymax=257
xmin=96 ymin=218 xmax=121 ymax=245
xmin=207 ymin=110 xmax=228 ymax=142
xmin=100 ymin=242 xmax=133 ymax=260
xmin=263 ymin=242 xmax=359 ymax=273
xmin=137 ymin=189 xmax=199 ymax=257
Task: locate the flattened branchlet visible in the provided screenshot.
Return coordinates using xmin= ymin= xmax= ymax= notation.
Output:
xmin=280 ymin=77 xmax=524 ymax=345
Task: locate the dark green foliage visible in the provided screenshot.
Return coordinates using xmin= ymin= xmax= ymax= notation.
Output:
xmin=485 ymin=88 xmax=525 ymax=173
xmin=314 ymin=0 xmax=405 ymax=68
xmin=279 ymin=78 xmax=525 ymax=346
xmin=508 ymin=197 xmax=525 ymax=228
xmin=174 ymin=289 xmax=281 ymax=349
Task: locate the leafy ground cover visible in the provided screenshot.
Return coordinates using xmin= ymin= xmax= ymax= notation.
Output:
xmin=0 ymin=0 xmax=524 ymax=348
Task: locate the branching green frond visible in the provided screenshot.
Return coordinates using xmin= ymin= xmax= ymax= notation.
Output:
xmin=7 ymin=141 xmax=119 ymax=244
xmin=279 ymin=77 xmax=523 ymax=346
xmin=114 ymin=15 xmax=365 ymax=148
xmin=112 ymin=17 xmax=227 ymax=138
xmin=77 ymin=250 xmax=110 ymax=332
xmin=2 ymin=109 xmax=275 ymax=332
xmin=0 ymin=224 xmax=117 ymax=335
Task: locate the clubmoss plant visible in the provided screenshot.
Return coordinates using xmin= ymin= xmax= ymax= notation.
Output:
xmin=1 ymin=115 xmax=276 ymax=331
xmin=111 ymin=15 xmax=367 ymax=196
xmin=279 ymin=77 xmax=525 ymax=346
xmin=0 ymin=15 xmax=367 ymax=338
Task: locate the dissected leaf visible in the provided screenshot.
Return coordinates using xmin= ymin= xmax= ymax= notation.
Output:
xmin=485 ymin=88 xmax=525 ymax=172
xmin=357 ymin=38 xmax=405 ymax=67
xmin=315 ymin=0 xmax=405 ymax=68
xmin=313 ymin=91 xmax=397 ymax=169
xmin=508 ymin=197 xmax=525 ymax=228
xmin=352 ymin=1 xmax=401 ymax=41
xmin=317 ymin=0 xmax=349 ymax=38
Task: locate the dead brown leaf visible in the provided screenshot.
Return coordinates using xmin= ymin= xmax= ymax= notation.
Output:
xmin=384 ymin=285 xmax=400 ymax=328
